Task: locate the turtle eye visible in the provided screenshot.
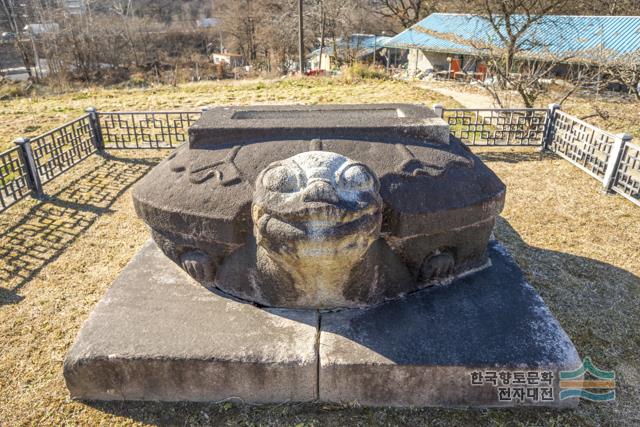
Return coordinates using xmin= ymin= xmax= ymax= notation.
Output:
xmin=262 ymin=166 xmax=301 ymax=193
xmin=339 ymin=164 xmax=375 ymax=192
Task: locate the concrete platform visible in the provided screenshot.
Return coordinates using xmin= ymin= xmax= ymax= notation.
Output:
xmin=319 ymin=241 xmax=582 ymax=407
xmin=64 ymin=240 xmax=581 ymax=407
xmin=63 ymin=241 xmax=319 ymax=402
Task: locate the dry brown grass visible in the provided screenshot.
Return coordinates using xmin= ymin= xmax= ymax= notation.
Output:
xmin=427 ymin=80 xmax=640 ymax=139
xmin=0 ymin=80 xmax=639 ymax=426
xmin=554 ymin=94 xmax=640 ymax=140
xmin=0 ymin=77 xmax=451 ymax=152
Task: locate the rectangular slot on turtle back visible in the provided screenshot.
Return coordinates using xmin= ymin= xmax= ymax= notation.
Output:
xmin=190 ymin=104 xmax=450 ymax=147
xmin=231 ymin=108 xmax=402 ymax=120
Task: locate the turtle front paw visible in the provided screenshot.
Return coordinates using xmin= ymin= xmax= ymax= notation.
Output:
xmin=180 ymin=250 xmax=216 ymax=283
xmin=419 ymin=251 xmax=455 ymax=281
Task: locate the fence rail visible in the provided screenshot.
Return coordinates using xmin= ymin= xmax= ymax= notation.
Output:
xmin=0 ymin=105 xmax=638 ymax=213
xmin=439 ymin=107 xmax=548 ymax=146
xmin=100 ymin=111 xmax=201 ymax=149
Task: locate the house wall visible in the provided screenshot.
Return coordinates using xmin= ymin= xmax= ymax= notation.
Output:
xmin=309 ymin=53 xmax=332 ymax=71
xmin=212 ymin=54 xmax=245 ymax=68
xmin=408 ymin=50 xmax=450 ymax=75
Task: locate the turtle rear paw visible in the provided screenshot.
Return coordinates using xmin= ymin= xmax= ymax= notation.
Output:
xmin=419 ymin=251 xmax=455 ymax=281
xmin=180 ymin=250 xmax=216 ymax=283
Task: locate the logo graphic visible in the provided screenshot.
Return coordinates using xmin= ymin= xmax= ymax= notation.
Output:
xmin=559 ymin=357 xmax=616 ymax=401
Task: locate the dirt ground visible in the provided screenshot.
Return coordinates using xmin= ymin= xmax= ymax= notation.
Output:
xmin=0 ymin=79 xmax=639 ymax=426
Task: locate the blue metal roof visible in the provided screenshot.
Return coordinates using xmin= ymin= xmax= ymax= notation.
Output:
xmin=309 ymin=34 xmax=391 ymax=58
xmin=385 ymin=13 xmax=640 ymax=62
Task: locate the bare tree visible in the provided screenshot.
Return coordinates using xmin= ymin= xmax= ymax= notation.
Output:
xmin=551 ymin=63 xmax=607 ymax=106
xmin=374 ymin=0 xmax=436 ymax=28
xmin=0 ymin=0 xmax=34 ymax=78
xmin=564 ymin=0 xmax=639 ymax=15
xmin=602 ymin=52 xmax=640 ymax=101
xmin=216 ymin=0 xmax=258 ymax=63
xmin=257 ymin=0 xmax=299 ymax=73
xmin=464 ymin=0 xmax=571 ymax=107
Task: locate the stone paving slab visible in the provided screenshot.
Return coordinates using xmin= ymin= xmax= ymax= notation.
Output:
xmin=64 ymin=241 xmax=319 ymax=403
xmin=65 ymin=240 xmax=581 ymax=407
xmin=319 ymin=241 xmax=582 ymax=407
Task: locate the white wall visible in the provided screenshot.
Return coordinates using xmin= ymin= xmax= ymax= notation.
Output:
xmin=407 ymin=50 xmax=450 ymax=75
xmin=309 ymin=53 xmax=332 ymax=71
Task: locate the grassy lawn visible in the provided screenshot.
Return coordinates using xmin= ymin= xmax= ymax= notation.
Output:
xmin=0 ymin=78 xmax=452 ymax=152
xmin=425 ymin=80 xmax=640 ymax=140
xmin=0 ymin=79 xmax=639 ymax=425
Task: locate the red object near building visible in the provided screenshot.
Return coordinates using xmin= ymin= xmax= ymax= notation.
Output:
xmin=305 ymin=69 xmax=327 ymax=77
xmin=449 ymin=58 xmax=461 ymax=79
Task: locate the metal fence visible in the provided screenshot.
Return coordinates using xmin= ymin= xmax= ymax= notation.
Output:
xmin=546 ymin=110 xmax=618 ymax=181
xmin=435 ymin=106 xmax=548 ymax=146
xmin=0 ymin=109 xmax=201 ymax=213
xmin=437 ymin=104 xmax=639 ymax=207
xmin=540 ymin=107 xmax=638 ymax=206
xmin=29 ymin=114 xmax=98 ymax=184
xmin=0 ymin=146 xmax=32 ymax=210
xmin=0 ymin=105 xmax=638 ymax=213
xmin=611 ymin=141 xmax=640 ymax=206
xmin=100 ymin=111 xmax=201 ymax=149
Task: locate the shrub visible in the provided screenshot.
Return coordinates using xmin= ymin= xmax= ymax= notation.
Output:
xmin=0 ymin=80 xmax=33 ymax=99
xmin=341 ymin=63 xmax=388 ymax=83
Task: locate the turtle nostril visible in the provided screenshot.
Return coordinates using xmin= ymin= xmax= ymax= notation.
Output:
xmin=303 ymin=181 xmax=339 ymax=204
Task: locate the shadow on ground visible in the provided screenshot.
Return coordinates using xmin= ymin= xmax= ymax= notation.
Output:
xmin=0 ymin=152 xmax=162 ymax=305
xmin=0 ymin=145 xmax=545 ymax=307
xmin=474 ymin=149 xmax=550 ymax=164
xmin=0 ymin=146 xmax=636 ymax=424
xmin=84 ymin=217 xmax=639 ymax=426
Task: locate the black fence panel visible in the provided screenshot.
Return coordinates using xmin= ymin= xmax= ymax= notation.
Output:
xmin=0 ymin=146 xmax=32 ymax=211
xmin=29 ymin=115 xmax=97 ymax=184
xmin=443 ymin=108 xmax=548 ymax=146
xmin=99 ymin=112 xmax=201 ymax=149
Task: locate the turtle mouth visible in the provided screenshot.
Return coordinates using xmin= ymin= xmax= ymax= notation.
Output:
xmin=256 ymin=204 xmax=381 ymax=250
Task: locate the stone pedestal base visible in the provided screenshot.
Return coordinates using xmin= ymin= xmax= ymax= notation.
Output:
xmin=63 ymin=241 xmax=319 ymax=403
xmin=319 ymin=243 xmax=582 ymax=407
xmin=64 ymin=241 xmax=581 ymax=407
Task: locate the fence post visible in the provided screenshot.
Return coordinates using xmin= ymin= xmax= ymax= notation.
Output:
xmin=602 ymin=133 xmax=631 ymax=193
xmin=432 ymin=104 xmax=444 ymax=118
xmin=85 ymin=107 xmax=104 ymax=151
xmin=14 ymin=137 xmax=43 ymax=197
xmin=541 ymin=103 xmax=561 ymax=151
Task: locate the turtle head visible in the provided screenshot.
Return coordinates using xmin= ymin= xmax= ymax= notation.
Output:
xmin=252 ymin=151 xmax=382 ymax=261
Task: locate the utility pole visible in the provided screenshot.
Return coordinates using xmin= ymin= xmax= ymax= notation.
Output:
xmin=27 ymin=27 xmax=41 ymax=81
xmin=318 ymin=0 xmax=325 ymax=72
xmin=298 ymin=0 xmax=304 ymax=74
xmin=372 ymin=34 xmax=376 ymax=65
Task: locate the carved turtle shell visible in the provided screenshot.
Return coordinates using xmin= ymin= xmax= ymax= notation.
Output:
xmin=134 ymin=104 xmax=504 ymax=246
xmin=132 ymin=104 xmax=506 ymax=307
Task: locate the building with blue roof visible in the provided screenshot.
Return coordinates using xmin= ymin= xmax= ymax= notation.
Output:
xmin=308 ymin=34 xmax=392 ymax=71
xmin=384 ymin=13 xmax=640 ymax=78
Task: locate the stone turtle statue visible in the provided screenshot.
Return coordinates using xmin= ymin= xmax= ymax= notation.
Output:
xmin=133 ymin=104 xmax=505 ymax=309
